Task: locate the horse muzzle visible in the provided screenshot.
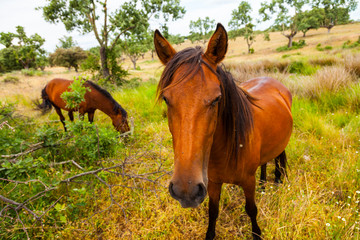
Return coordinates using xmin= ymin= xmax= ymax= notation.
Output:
xmin=168 ymin=181 xmax=207 ymax=208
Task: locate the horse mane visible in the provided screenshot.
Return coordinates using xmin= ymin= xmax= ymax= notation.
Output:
xmin=85 ymin=81 xmax=127 ymax=118
xmin=157 ymin=47 xmax=255 ymax=161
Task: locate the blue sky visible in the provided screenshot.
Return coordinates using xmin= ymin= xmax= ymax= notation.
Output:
xmin=0 ymin=0 xmax=359 ymax=52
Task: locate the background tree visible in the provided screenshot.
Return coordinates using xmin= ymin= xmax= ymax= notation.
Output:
xmin=56 ymin=36 xmax=78 ymax=49
xmin=229 ymin=1 xmax=256 ymax=54
xmin=49 ymin=47 xmax=87 ymax=72
xmin=188 ymin=17 xmax=216 ymax=46
xmin=259 ymin=0 xmax=308 ymax=48
xmin=39 ymin=0 xmax=185 ymax=81
xmin=0 ymin=26 xmax=46 ymax=70
xmin=312 ymin=0 xmax=358 ymax=33
xmin=296 ymin=8 xmax=324 ymax=37
xmin=118 ymin=31 xmax=152 ymax=70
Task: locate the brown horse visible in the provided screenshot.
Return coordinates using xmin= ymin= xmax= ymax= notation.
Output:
xmin=154 ymin=24 xmax=293 ymax=239
xmin=37 ymin=78 xmax=130 ymax=133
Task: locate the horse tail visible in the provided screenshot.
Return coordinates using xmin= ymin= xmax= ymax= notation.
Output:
xmin=36 ymin=87 xmax=52 ymax=114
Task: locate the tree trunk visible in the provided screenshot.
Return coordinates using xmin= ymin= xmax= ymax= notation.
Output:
xmin=327 ymin=25 xmax=334 ymax=33
xmin=100 ymin=46 xmax=110 ymax=78
xmin=287 ymin=36 xmax=293 ymax=48
xmin=151 ymin=50 xmax=154 ymax=61
xmin=131 ymin=58 xmax=137 ymax=70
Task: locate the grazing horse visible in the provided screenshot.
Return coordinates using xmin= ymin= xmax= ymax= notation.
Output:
xmin=154 ymin=23 xmax=293 ymax=240
xmin=37 ymin=78 xmax=130 ymax=133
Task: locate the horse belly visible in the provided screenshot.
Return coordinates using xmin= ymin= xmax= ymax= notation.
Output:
xmin=243 ymin=78 xmax=293 ymax=165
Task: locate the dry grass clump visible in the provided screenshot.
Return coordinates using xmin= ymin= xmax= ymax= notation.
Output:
xmin=344 ymin=53 xmax=360 ymax=77
xmin=308 ymin=56 xmax=341 ymax=67
xmin=288 ymin=66 xmax=356 ymax=98
xmin=226 ymin=60 xmax=290 ymax=83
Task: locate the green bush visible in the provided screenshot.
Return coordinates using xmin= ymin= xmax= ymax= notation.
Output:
xmin=316 ymin=43 xmax=333 ymax=51
xmin=342 ymin=39 xmax=360 ymax=49
xmin=287 ymin=60 xmax=317 ymax=75
xmin=276 ymin=40 xmax=306 ymax=52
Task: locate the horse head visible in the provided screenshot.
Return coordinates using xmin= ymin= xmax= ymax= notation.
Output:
xmin=155 ymin=24 xmax=228 ymax=208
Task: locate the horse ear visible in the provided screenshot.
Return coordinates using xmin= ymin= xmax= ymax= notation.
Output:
xmin=204 ymin=23 xmax=228 ymax=65
xmin=154 ymin=30 xmax=177 ymax=65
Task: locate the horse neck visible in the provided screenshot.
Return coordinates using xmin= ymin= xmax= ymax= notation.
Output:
xmin=92 ymin=90 xmax=118 ymax=119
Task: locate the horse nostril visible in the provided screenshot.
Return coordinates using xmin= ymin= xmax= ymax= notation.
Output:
xmin=169 ymin=182 xmax=178 ymax=200
xmin=194 ymin=183 xmax=207 ymax=201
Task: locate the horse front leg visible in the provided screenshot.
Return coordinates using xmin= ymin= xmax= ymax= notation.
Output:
xmin=87 ymin=110 xmax=95 ymax=123
xmin=205 ymin=181 xmax=222 ymax=240
xmin=54 ymin=106 xmax=67 ymax=131
xmin=68 ymin=111 xmax=74 ymax=122
xmin=243 ymin=175 xmax=261 ymax=240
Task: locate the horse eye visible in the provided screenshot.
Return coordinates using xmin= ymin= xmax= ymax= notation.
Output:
xmin=211 ymin=96 xmax=221 ymax=107
xmin=163 ymin=96 xmax=169 ymax=105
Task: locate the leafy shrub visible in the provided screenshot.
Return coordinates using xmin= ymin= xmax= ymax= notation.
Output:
xmin=316 ymin=44 xmax=333 ymax=51
xmin=342 ymin=39 xmax=360 ymax=49
xmin=61 ymin=76 xmax=91 ymax=109
xmin=80 ymin=52 xmax=100 ymax=74
xmin=2 ymin=75 xmax=19 ymax=83
xmin=287 ymin=61 xmax=317 ymax=75
xmin=0 ymin=47 xmax=23 ymax=73
xmin=276 ymin=40 xmax=306 ymax=52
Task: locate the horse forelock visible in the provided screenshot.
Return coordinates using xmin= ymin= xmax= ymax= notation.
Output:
xmin=85 ymin=81 xmax=127 ymax=118
xmin=157 ymin=46 xmax=204 ymax=102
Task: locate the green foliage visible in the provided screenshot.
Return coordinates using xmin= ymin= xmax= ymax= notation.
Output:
xmin=312 ymin=0 xmax=358 ymax=32
xmin=0 ymin=26 xmax=46 ymax=70
xmin=49 ymin=47 xmax=88 ymax=72
xmin=287 ymin=60 xmax=317 ymax=75
xmin=56 ymin=36 xmax=78 ymax=49
xmin=316 ymin=43 xmax=333 ymax=51
xmin=259 ymin=0 xmax=307 ymax=47
xmin=2 ymin=75 xmax=19 ymax=83
xmin=118 ymin=31 xmax=152 ymax=70
xmin=168 ymin=34 xmax=185 ymax=45
xmin=276 ymin=40 xmax=306 ymax=52
xmin=0 ymin=47 xmax=23 ymax=73
xmin=229 ymin=1 xmax=256 ymax=54
xmin=296 ymin=8 xmax=324 ymax=36
xmin=80 ymin=51 xmax=100 ymax=74
xmin=39 ymin=0 xmax=186 ymax=79
xmin=188 ymin=17 xmax=216 ymax=45
xmin=60 ymin=76 xmax=91 ymax=109
xmin=342 ymin=39 xmax=360 ymax=49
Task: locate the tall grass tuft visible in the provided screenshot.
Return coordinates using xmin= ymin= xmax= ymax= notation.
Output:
xmin=344 ymin=53 xmax=360 ymax=77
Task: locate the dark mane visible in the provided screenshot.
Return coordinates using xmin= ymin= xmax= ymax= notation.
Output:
xmin=157 ymin=47 xmax=255 ymax=161
xmin=85 ymin=81 xmax=127 ymax=118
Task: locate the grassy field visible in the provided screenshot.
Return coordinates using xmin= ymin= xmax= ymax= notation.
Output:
xmin=1 ymin=23 xmax=360 ymax=239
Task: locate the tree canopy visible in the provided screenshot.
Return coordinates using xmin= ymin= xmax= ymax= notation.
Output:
xmin=0 ymin=26 xmax=46 ymax=70
xmin=39 ymin=0 xmax=185 ymax=82
xmin=229 ymin=1 xmax=255 ymax=54
xmin=188 ymin=17 xmax=216 ymax=46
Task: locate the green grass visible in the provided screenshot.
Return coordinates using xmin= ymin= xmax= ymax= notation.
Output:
xmin=1 ymin=59 xmax=360 ymax=239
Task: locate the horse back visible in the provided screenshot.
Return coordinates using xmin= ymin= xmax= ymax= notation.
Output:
xmin=240 ymin=77 xmax=293 ymax=165
xmin=45 ymin=78 xmax=74 ymax=110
